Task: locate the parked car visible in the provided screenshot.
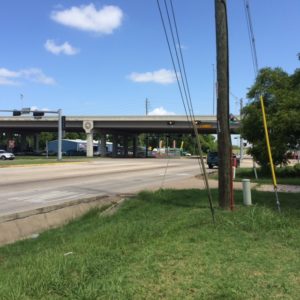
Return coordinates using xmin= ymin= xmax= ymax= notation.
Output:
xmin=0 ymin=150 xmax=15 ymax=160
xmin=207 ymin=151 xmax=240 ymax=169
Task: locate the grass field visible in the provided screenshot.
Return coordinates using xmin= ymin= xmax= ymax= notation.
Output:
xmin=0 ymin=156 xmax=95 ymax=167
xmin=0 ymin=189 xmax=299 ymax=299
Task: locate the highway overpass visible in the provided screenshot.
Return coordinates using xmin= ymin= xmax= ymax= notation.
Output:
xmin=0 ymin=115 xmax=240 ymax=157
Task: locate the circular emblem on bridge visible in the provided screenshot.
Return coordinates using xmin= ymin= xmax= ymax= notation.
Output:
xmin=83 ymin=120 xmax=93 ymax=132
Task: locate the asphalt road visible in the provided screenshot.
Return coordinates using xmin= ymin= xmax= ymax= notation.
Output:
xmin=0 ymin=158 xmax=206 ymax=217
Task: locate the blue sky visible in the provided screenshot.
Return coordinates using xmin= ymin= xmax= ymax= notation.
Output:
xmin=0 ymin=0 xmax=299 ymax=116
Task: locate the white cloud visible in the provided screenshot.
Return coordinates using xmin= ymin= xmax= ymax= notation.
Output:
xmin=128 ymin=69 xmax=178 ymax=84
xmin=148 ymin=107 xmax=176 ymax=116
xmin=0 ymin=68 xmax=19 ymax=78
xmin=51 ymin=4 xmax=123 ymax=34
xmin=0 ymin=67 xmax=55 ymax=86
xmin=30 ymin=106 xmax=50 ymax=111
xmin=45 ymin=39 xmax=79 ymax=55
xmin=20 ymin=69 xmax=55 ymax=85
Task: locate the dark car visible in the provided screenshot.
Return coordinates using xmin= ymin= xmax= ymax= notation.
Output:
xmin=207 ymin=152 xmax=218 ymax=169
xmin=207 ymin=152 xmax=240 ymax=169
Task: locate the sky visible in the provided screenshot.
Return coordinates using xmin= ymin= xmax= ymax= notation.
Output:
xmin=0 ymin=0 xmax=299 ymax=117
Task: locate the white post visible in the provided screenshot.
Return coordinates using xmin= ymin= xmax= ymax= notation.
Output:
xmin=253 ymin=159 xmax=258 ymax=179
xmin=242 ymin=179 xmax=252 ymax=205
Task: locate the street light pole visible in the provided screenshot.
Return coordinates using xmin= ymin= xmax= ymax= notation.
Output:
xmin=58 ymin=109 xmax=62 ymax=161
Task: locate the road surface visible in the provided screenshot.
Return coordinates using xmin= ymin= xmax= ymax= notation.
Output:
xmin=0 ymin=158 xmax=207 ymax=217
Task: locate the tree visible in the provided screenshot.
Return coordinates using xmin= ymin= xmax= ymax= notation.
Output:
xmin=241 ymin=67 xmax=300 ymax=170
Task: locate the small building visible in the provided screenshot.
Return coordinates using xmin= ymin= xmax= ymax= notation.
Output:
xmin=47 ymin=139 xmax=112 ymax=156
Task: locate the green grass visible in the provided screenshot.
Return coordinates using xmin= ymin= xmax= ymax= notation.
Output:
xmin=235 ymin=167 xmax=300 ymax=185
xmin=0 ymin=189 xmax=299 ymax=299
xmin=209 ymin=167 xmax=300 ymax=185
xmin=0 ymin=156 xmax=96 ymax=167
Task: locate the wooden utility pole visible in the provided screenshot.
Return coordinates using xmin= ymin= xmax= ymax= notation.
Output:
xmin=215 ymin=0 xmax=232 ymax=209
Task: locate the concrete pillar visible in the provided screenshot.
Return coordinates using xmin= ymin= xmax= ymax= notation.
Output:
xmin=86 ymin=131 xmax=94 ymax=157
xmin=133 ymin=135 xmax=138 ymax=158
xmin=173 ymin=139 xmax=176 ymax=149
xmin=83 ymin=121 xmax=94 ymax=158
xmin=112 ymin=135 xmax=118 ymax=157
xmin=100 ymin=134 xmax=107 ymax=157
xmin=145 ymin=135 xmax=149 ymax=158
xmin=20 ymin=134 xmax=27 ymax=151
xmin=34 ymin=133 xmax=40 ymax=152
xmin=124 ymin=135 xmax=128 ymax=157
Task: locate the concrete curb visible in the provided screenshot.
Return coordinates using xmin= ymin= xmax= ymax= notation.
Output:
xmin=0 ymin=194 xmax=134 ymax=247
xmin=0 ymin=195 xmax=109 ymax=223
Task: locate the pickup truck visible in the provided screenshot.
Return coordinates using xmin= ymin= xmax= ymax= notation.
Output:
xmin=207 ymin=151 xmax=240 ymax=169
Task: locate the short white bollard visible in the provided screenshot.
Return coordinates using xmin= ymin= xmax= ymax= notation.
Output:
xmin=232 ymin=166 xmax=236 ymax=179
xmin=242 ymin=179 xmax=252 ymax=206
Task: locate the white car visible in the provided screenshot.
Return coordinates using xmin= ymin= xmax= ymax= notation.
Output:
xmin=0 ymin=150 xmax=15 ymax=160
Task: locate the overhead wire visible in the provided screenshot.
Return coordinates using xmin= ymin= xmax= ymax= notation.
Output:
xmin=244 ymin=0 xmax=259 ymax=76
xmin=156 ymin=0 xmax=215 ymax=223
xmin=167 ymin=0 xmax=215 ymax=218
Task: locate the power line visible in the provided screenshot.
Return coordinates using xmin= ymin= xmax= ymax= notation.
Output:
xmin=244 ymin=0 xmax=259 ymax=76
xmin=156 ymin=0 xmax=215 ymax=223
xmin=156 ymin=0 xmax=190 ymax=121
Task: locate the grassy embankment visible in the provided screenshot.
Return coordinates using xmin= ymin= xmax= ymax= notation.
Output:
xmin=0 ymin=189 xmax=299 ymax=299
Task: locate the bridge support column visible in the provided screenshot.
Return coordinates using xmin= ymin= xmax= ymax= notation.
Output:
xmin=20 ymin=134 xmax=27 ymax=151
xmin=86 ymin=131 xmax=94 ymax=157
xmin=100 ymin=134 xmax=107 ymax=157
xmin=83 ymin=121 xmax=94 ymax=158
xmin=112 ymin=135 xmax=118 ymax=157
xmin=34 ymin=133 xmax=40 ymax=153
xmin=124 ymin=135 xmax=128 ymax=157
xmin=133 ymin=135 xmax=138 ymax=158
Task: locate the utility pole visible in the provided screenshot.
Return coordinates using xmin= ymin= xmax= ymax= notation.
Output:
xmin=212 ymin=64 xmax=216 ymax=115
xmin=215 ymin=0 xmax=232 ymax=209
xmin=145 ymin=98 xmax=150 ymax=116
xmin=240 ymin=98 xmax=244 ymax=160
